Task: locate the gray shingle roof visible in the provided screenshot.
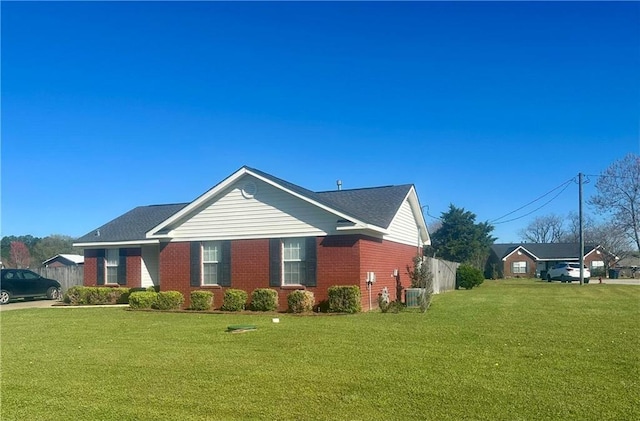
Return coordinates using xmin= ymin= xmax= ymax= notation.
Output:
xmin=316 ymin=185 xmax=413 ymax=228
xmin=491 ymin=243 xmax=598 ymax=260
xmin=246 ymin=166 xmax=412 ymax=228
xmin=75 ymin=203 xmax=188 ymax=243
xmin=76 ymin=167 xmax=414 ymax=245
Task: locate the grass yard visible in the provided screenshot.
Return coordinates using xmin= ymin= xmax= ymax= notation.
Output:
xmin=1 ymin=279 xmax=638 ymax=420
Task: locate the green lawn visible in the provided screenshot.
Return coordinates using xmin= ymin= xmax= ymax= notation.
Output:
xmin=1 ymin=279 xmax=638 ymax=421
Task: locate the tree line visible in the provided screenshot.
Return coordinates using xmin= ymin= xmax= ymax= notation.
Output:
xmin=0 ymin=235 xmax=81 ymax=269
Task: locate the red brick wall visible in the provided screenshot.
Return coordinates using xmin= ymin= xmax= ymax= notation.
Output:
xmin=161 ymin=237 xmax=362 ymax=310
xmin=503 ymin=251 xmax=537 ymax=278
xmin=584 ymin=252 xmax=604 ymax=270
xmin=159 ymin=242 xmax=191 ymax=300
xmin=359 ymin=237 xmax=421 ymax=310
xmin=83 ymin=250 xmax=98 ymax=286
xmin=125 ymin=251 xmax=142 ymax=288
xmin=158 ymin=236 xmax=420 ymax=311
xmin=83 ymin=248 xmax=142 ymax=287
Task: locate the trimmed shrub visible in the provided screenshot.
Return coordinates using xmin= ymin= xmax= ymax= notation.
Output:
xmin=190 ymin=290 xmax=214 ymax=311
xmin=221 ymin=289 xmax=248 ymax=311
xmin=147 ymin=285 xmax=160 ymax=293
xmin=250 ymin=288 xmax=278 ymax=311
xmin=129 ymin=291 xmax=158 ymax=309
xmin=153 ymin=291 xmax=184 ymax=310
xmin=63 ymin=286 xmax=129 ymax=305
xmin=64 ymin=286 xmax=83 ymax=305
xmin=287 ymin=290 xmax=315 ymax=313
xmin=328 ymin=285 xmax=362 ymax=313
xmin=109 ymin=288 xmax=130 ymax=304
xmin=83 ymin=287 xmax=112 ymax=304
xmin=456 ymin=264 xmax=485 ymax=290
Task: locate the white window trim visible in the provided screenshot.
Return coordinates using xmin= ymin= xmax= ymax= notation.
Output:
xmin=202 ymin=241 xmax=220 ymax=286
xmin=105 ymin=249 xmax=119 ymax=285
xmin=512 ymin=261 xmax=527 ymax=274
xmin=282 ymin=238 xmax=305 ymax=286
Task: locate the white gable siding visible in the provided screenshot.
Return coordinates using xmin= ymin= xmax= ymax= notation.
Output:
xmin=169 ymin=177 xmax=341 ymax=240
xmin=384 ymin=199 xmax=421 ymax=247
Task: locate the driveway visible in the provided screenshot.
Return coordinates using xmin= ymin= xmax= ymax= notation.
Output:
xmin=591 ymin=278 xmax=640 ymax=285
xmin=0 ymin=299 xmax=58 ymax=311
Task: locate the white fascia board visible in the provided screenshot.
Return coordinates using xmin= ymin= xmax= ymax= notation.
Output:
xmin=583 ymin=247 xmax=599 ymax=259
xmin=540 ymin=257 xmax=579 ymax=261
xmin=405 ymin=186 xmax=430 ymax=245
xmin=146 ymin=168 xmax=250 ymax=237
xmin=73 ymin=239 xmax=159 ymax=248
xmin=162 ymin=232 xmax=332 ymax=243
xmin=502 ymin=246 xmax=539 ymax=261
xmin=336 ymin=224 xmax=389 ymax=235
xmin=584 ymin=245 xmax=618 ymax=260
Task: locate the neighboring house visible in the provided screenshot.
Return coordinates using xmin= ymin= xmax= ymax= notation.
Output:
xmin=74 ymin=166 xmax=430 ymax=310
xmin=42 ymin=254 xmax=85 ymax=268
xmin=615 ymin=254 xmax=640 ymax=278
xmin=487 ymin=243 xmax=616 ymax=279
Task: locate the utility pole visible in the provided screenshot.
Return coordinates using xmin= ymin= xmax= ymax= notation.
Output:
xmin=579 ymin=172 xmax=584 ymax=285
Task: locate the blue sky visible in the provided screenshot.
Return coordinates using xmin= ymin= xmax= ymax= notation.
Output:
xmin=2 ymin=1 xmax=639 ymax=243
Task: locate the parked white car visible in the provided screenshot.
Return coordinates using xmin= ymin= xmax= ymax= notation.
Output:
xmin=546 ymin=262 xmax=590 ymax=283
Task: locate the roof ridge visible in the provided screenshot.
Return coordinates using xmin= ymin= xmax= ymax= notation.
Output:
xmin=316 ymin=184 xmax=411 ymax=194
xmin=143 ymin=202 xmax=190 ymax=208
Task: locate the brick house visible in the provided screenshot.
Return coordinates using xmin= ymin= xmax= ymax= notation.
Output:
xmin=487 ymin=243 xmax=614 ymax=279
xmin=74 ymin=166 xmax=430 ymax=310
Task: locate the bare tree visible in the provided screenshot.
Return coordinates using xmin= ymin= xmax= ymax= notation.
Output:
xmin=588 ymin=222 xmax=632 ymax=270
xmin=518 ymin=214 xmax=565 ymax=243
xmin=561 ymin=212 xmax=597 ymax=243
xmin=10 ymin=241 xmax=31 ymax=268
xmin=589 ymin=153 xmax=640 ymax=251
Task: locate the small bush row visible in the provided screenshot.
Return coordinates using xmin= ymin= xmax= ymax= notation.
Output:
xmin=64 ymin=286 xmax=131 ymax=305
xmin=128 ymin=290 xmax=184 ymax=310
xmin=188 ymin=285 xmax=361 ymax=313
xmin=65 ymin=284 xmax=363 ymax=313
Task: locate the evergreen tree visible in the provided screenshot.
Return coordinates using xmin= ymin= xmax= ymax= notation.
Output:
xmin=430 ymin=204 xmax=496 ymax=268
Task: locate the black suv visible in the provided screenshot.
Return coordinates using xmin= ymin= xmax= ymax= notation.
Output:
xmin=0 ymin=269 xmax=61 ymax=304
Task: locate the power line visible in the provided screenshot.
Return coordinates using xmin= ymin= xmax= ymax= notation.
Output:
xmin=492 ymin=180 xmax=574 ymax=225
xmin=421 ymin=205 xmax=442 ymax=222
xmin=490 ymin=177 xmax=575 ymax=224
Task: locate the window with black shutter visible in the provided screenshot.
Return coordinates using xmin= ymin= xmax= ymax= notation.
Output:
xmin=96 ymin=249 xmax=105 ymax=285
xmin=190 ymin=242 xmax=201 ymax=287
xmin=269 ymin=239 xmax=281 ymax=287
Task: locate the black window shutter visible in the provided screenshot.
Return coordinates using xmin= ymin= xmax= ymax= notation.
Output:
xmin=117 ymin=249 xmax=127 ymax=285
xmin=269 ymin=239 xmax=281 ymax=287
xmin=190 ymin=242 xmax=201 ymax=287
xmin=96 ymin=249 xmax=105 ymax=285
xmin=305 ymin=237 xmax=317 ymax=287
xmin=219 ymin=240 xmax=231 ymax=286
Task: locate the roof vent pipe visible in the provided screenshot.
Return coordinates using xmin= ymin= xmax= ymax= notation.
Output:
xmin=337 ymin=180 xmax=342 ymax=191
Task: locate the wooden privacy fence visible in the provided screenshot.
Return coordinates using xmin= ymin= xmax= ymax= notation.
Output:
xmin=33 ymin=266 xmax=84 ymax=293
xmin=425 ymin=257 xmax=459 ymax=294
